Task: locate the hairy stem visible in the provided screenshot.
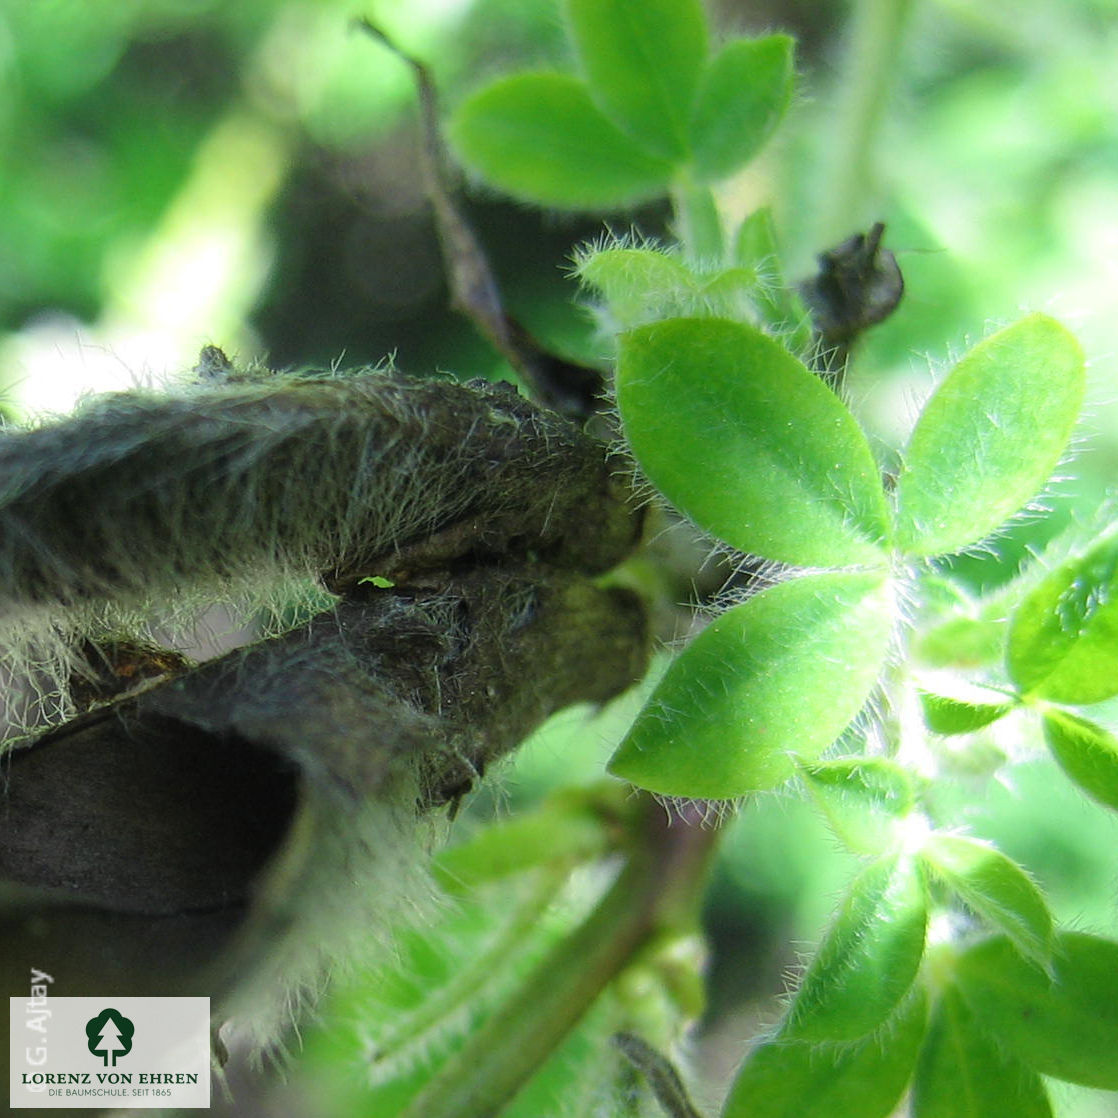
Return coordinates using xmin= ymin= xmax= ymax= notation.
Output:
xmin=368 ymin=867 xmax=567 ymax=1072
xmin=398 ymin=800 xmax=720 ymax=1118
xmin=672 ymin=175 xmax=725 ymax=266
xmin=820 ymin=0 xmax=915 ymax=240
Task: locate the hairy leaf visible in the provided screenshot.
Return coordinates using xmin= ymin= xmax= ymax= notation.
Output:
xmin=608 ymin=572 xmax=893 ymax=798
xmin=912 ymin=984 xmax=1052 ymax=1117
xmin=919 ymin=834 xmax=1052 ymax=966
xmin=433 ymin=794 xmax=615 ymax=894
xmin=956 ymin=932 xmax=1118 ymax=1089
xmin=916 ymin=615 xmax=1007 ymax=670
xmin=895 ymin=315 xmax=1085 ymax=558
xmin=617 ymin=316 xmax=891 ymax=566
xmin=784 ymin=854 xmax=928 ymax=1042
xmin=799 ymin=757 xmax=917 ymax=855
xmin=722 ymin=988 xmax=926 ymax=1118
xmin=450 ymin=73 xmax=673 ymax=209
xmin=565 ymin=0 xmax=708 ymax=161
xmin=733 ymin=207 xmax=815 ymax=353
xmin=1008 ymin=533 xmax=1118 ymax=704
xmin=576 ymin=246 xmax=697 ymax=325
xmin=689 ymin=36 xmax=795 ymax=181
xmin=919 ymin=691 xmax=1015 ymax=735
xmin=1042 ymin=710 xmax=1118 ymax=813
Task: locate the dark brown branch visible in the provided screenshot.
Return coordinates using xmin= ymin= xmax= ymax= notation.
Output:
xmin=354 ymin=18 xmax=607 ymax=419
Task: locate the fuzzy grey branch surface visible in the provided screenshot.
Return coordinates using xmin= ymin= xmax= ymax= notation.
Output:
xmin=0 ymin=368 xmax=635 ymax=606
xmin=0 ymin=367 xmax=640 ymax=735
xmin=0 ymin=366 xmax=648 ymax=1045
xmin=0 ymin=568 xmax=646 ymax=1013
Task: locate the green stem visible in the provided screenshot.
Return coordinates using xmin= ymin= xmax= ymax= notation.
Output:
xmin=820 ymin=0 xmax=916 ymax=240
xmin=672 ymin=175 xmax=724 ymax=266
xmin=397 ymin=798 xmax=719 ymax=1118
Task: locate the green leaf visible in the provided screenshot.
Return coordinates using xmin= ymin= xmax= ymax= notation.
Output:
xmin=449 ymin=73 xmax=673 ymax=210
xmin=916 ymin=615 xmax=1007 ymax=670
xmin=565 ymin=0 xmax=708 ymax=161
xmin=309 ymin=872 xmax=569 ymax=1101
xmin=432 ymin=795 xmax=614 ymax=895
xmin=918 ymin=834 xmax=1052 ymax=967
xmin=784 ymin=854 xmax=928 ymax=1042
xmin=894 ymin=315 xmax=1085 ymax=558
xmin=697 ymin=265 xmax=763 ymax=304
xmin=733 ymin=207 xmax=815 ymax=354
xmin=608 ymin=571 xmax=893 ymax=798
xmin=912 ymin=984 xmax=1053 ymax=1118
xmin=577 ymin=245 xmax=695 ymax=299
xmin=616 ymin=317 xmax=891 ymax=566
xmin=734 ymin=205 xmax=780 ymax=267
xmin=721 ymin=987 xmax=926 ymax=1118
xmin=919 ymin=692 xmax=1015 ymax=735
xmin=689 ymin=35 xmax=795 ymax=182
xmin=359 ymin=574 xmax=396 ymax=588
xmin=576 ymin=245 xmax=792 ymax=325
xmin=1008 ymin=533 xmax=1118 ymax=704
xmin=575 ymin=245 xmax=697 ymax=326
xmin=956 ymin=931 xmax=1118 ymax=1089
xmin=799 ymin=758 xmax=917 ymax=855
xmin=1041 ymin=709 xmax=1118 ymax=812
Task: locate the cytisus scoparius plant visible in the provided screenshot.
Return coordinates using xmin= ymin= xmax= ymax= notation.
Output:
xmin=1 ymin=1 xmax=1117 ymax=1116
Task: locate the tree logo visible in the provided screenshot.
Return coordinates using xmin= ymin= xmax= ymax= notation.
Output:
xmin=85 ymin=1008 xmax=135 ymax=1067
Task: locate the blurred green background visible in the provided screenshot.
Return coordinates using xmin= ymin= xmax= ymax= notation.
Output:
xmin=3 ymin=0 xmax=1118 ymax=1114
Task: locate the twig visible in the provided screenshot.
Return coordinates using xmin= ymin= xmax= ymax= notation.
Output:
xmin=613 ymin=1032 xmax=704 ymax=1118
xmin=354 ymin=18 xmax=607 ymax=419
